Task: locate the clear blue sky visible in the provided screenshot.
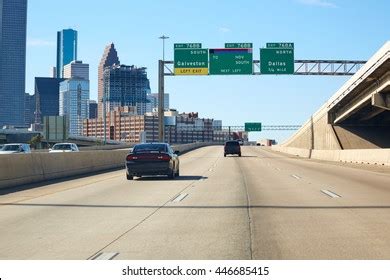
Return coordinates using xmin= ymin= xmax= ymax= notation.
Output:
xmin=26 ymin=0 xmax=390 ymax=141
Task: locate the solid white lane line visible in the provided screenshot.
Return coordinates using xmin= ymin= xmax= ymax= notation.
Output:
xmin=321 ymin=189 xmax=341 ymax=198
xmin=91 ymin=252 xmax=119 ymax=260
xmin=291 ymin=174 xmax=301 ymax=180
xmin=172 ymin=193 xmax=188 ymax=203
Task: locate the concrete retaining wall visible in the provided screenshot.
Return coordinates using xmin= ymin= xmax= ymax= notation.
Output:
xmin=271 ymin=146 xmax=311 ymax=158
xmin=0 ymin=142 xmax=213 ymax=189
xmin=272 ymin=146 xmax=390 ymax=166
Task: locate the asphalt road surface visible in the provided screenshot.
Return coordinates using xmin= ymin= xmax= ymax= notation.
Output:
xmin=1 ymin=146 xmax=390 ymax=260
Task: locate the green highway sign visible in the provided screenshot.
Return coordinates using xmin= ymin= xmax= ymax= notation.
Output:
xmin=260 ymin=42 xmax=295 ymax=74
xmin=174 ymin=46 xmax=208 ymax=75
xmin=174 ymin=43 xmax=202 ymax=49
xmin=209 ymin=48 xmax=253 ymax=75
xmin=266 ymin=42 xmax=294 ymax=49
xmin=225 ymin=43 xmax=253 ymax=49
xmin=245 ymin=122 xmax=262 ymax=132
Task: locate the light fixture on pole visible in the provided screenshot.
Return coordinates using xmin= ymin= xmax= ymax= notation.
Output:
xmin=158 ymin=35 xmax=169 ymax=62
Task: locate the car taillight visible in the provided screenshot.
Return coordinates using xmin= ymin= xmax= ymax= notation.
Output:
xmin=158 ymin=154 xmax=171 ymax=161
xmin=126 ymin=154 xmax=137 ymax=161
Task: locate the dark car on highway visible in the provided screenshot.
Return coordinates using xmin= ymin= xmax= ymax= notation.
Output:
xmin=224 ymin=140 xmax=241 ymax=157
xmin=125 ymin=143 xmax=180 ymax=180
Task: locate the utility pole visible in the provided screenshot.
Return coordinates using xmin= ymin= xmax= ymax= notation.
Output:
xmin=158 ymin=35 xmax=169 ymax=142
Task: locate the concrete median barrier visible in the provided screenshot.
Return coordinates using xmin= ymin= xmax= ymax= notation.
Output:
xmin=0 ymin=143 xmax=214 ymax=189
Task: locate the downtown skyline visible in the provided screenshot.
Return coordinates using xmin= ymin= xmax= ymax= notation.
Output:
xmin=25 ymin=0 xmax=390 ymax=141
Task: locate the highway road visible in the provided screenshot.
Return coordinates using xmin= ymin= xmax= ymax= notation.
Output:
xmin=1 ymin=146 xmax=390 ymax=260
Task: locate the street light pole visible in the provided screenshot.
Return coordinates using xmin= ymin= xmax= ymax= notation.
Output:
xmin=159 ymin=35 xmax=169 ymax=62
xmin=158 ymin=35 xmax=169 ymax=142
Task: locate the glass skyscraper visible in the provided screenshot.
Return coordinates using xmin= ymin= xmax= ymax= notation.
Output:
xmin=0 ymin=0 xmax=28 ymax=127
xmin=56 ymin=29 xmax=77 ymax=78
xmin=59 ymin=79 xmax=90 ymax=136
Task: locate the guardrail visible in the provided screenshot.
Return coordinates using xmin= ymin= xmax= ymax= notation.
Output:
xmin=0 ymin=142 xmax=215 ymax=189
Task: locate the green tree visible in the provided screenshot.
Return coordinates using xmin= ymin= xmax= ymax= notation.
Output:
xmin=29 ymin=134 xmax=44 ymax=150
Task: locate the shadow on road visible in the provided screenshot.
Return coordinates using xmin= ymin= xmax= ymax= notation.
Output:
xmin=135 ymin=175 xmax=208 ymax=181
xmin=2 ymin=203 xmax=390 ymax=210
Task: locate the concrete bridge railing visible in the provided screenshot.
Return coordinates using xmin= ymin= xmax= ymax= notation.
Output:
xmin=272 ymin=146 xmax=390 ymax=166
xmin=0 ymin=142 xmax=214 ymax=189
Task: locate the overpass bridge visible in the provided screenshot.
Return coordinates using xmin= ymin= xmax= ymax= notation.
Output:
xmin=280 ymin=41 xmax=390 ymax=150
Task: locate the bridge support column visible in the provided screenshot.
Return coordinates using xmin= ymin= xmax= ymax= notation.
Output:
xmin=372 ymin=91 xmax=390 ymax=111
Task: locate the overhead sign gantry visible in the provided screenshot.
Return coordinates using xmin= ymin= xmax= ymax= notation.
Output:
xmin=159 ymin=42 xmax=367 ymax=141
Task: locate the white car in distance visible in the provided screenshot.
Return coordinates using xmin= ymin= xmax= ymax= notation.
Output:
xmin=49 ymin=143 xmax=79 ymax=153
xmin=0 ymin=143 xmax=31 ymax=154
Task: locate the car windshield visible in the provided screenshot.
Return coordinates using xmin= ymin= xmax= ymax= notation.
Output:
xmin=53 ymin=144 xmax=72 ymax=150
xmin=1 ymin=145 xmax=21 ymax=151
xmin=133 ymin=144 xmax=167 ymax=153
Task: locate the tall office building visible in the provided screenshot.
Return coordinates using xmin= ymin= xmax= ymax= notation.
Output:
xmin=59 ymin=79 xmax=89 ymax=136
xmin=103 ymin=65 xmax=150 ymax=116
xmin=63 ymin=60 xmax=89 ymax=80
xmin=98 ymin=43 xmax=120 ymax=118
xmin=60 ymin=60 xmax=90 ymax=135
xmin=0 ymin=0 xmax=28 ymax=127
xmin=56 ymin=29 xmax=77 ymax=78
xmin=34 ymin=77 xmax=65 ymax=124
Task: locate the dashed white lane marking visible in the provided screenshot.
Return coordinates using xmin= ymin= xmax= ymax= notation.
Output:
xmin=275 ymin=168 xmax=281 ymax=171
xmin=208 ymin=168 xmax=214 ymax=172
xmin=91 ymin=252 xmax=119 ymax=260
xmin=291 ymin=174 xmax=301 ymax=180
xmin=172 ymin=193 xmax=188 ymax=203
xmin=321 ymin=189 xmax=341 ymax=198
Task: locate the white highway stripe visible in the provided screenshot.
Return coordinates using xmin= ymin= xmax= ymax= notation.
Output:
xmin=91 ymin=252 xmax=119 ymax=260
xmin=208 ymin=168 xmax=214 ymax=172
xmin=172 ymin=193 xmax=188 ymax=203
xmin=291 ymin=174 xmax=301 ymax=180
xmin=321 ymin=189 xmax=341 ymax=198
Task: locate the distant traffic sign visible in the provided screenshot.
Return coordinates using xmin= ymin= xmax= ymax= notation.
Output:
xmin=225 ymin=43 xmax=253 ymax=49
xmin=174 ymin=44 xmax=208 ymax=75
xmin=260 ymin=42 xmax=294 ymax=74
xmin=174 ymin=43 xmax=202 ymax=49
xmin=245 ymin=122 xmax=262 ymax=132
xmin=209 ymin=48 xmax=253 ymax=75
xmin=266 ymin=42 xmax=294 ymax=49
